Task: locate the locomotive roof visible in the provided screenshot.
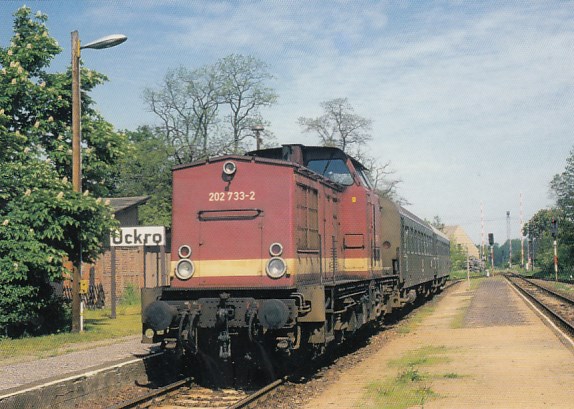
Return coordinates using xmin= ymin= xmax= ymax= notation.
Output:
xmin=248 ymin=144 xmax=369 ymax=170
xmin=173 ymin=145 xmax=367 ymax=172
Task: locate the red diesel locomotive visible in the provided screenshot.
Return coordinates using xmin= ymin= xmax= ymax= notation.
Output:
xmin=141 ymin=144 xmax=449 ymax=369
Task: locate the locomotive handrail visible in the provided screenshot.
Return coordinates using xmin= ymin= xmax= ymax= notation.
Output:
xmin=198 ymin=208 xmax=263 ymax=221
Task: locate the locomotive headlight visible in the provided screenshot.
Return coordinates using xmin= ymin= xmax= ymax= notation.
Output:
xmin=175 ymin=259 xmax=195 ymax=280
xmin=269 ymin=242 xmax=283 ymax=257
xmin=223 ymin=160 xmax=237 ymax=175
xmin=178 ymin=245 xmax=192 ymax=259
xmin=266 ymin=257 xmax=287 ymax=279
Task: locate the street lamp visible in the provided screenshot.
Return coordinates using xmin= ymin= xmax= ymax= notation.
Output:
xmin=251 ymin=124 xmax=264 ymax=150
xmin=71 ymin=31 xmax=127 ymax=333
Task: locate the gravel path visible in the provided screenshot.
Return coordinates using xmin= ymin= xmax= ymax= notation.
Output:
xmin=462 ymin=277 xmax=528 ymax=327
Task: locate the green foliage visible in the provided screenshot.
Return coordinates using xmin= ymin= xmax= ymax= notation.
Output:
xmin=0 ymin=305 xmax=140 ymax=363
xmin=361 ymin=346 xmax=448 ymax=409
xmin=550 ymin=146 xmax=574 ymax=222
xmin=114 ymin=126 xmax=174 ymax=226
xmin=449 ymin=238 xmax=468 ymax=271
xmin=524 ymin=209 xmax=574 ymax=277
xmin=522 ymin=146 xmax=574 ymax=276
xmin=0 ymin=7 xmax=122 ymax=337
xmin=120 ymin=283 xmax=141 ymax=306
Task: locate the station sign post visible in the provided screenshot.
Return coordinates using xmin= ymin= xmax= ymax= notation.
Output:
xmin=109 ymin=226 xmax=166 ymax=318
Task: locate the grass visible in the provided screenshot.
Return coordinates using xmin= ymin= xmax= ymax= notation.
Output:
xmin=553 ymin=282 xmax=574 ymax=294
xmin=0 ymin=304 xmax=141 ymax=364
xmin=396 ymin=304 xmax=436 ymax=334
xmin=361 ymin=368 xmax=437 ymax=409
xmin=387 ymin=345 xmax=450 ymax=368
xmin=448 ymin=269 xmax=487 ymax=280
xmin=358 ymin=346 xmax=457 ymax=409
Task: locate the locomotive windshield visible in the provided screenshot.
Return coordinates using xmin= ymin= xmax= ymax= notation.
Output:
xmin=306 ymin=158 xmax=354 ymax=185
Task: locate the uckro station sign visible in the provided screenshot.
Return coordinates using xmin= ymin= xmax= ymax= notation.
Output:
xmin=111 ymin=226 xmax=165 ymax=247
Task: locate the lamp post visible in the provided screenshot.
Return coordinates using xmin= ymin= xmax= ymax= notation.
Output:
xmin=71 ymin=31 xmax=127 ymax=333
xmin=251 ymin=124 xmax=264 ymax=150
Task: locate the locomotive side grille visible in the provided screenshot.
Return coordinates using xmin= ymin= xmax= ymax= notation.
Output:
xmin=296 ymin=184 xmax=319 ymax=251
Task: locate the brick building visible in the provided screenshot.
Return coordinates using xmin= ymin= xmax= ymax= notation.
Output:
xmin=83 ymin=196 xmax=171 ymax=306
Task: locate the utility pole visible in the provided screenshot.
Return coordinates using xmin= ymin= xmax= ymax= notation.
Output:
xmin=71 ymin=31 xmax=82 ymax=333
xmin=506 ymin=211 xmax=512 ymax=268
xmin=520 ymin=193 xmax=525 ymax=268
xmin=480 ymin=202 xmax=485 ymax=266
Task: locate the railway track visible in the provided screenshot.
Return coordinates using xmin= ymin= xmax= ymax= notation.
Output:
xmin=505 ymin=273 xmax=574 ymax=338
xmin=108 ymin=377 xmax=285 ymax=409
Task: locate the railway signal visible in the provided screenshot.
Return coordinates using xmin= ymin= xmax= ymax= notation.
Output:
xmin=488 ymin=233 xmax=494 ymax=270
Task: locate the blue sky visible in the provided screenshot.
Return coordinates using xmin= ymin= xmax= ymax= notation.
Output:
xmin=1 ymin=1 xmax=573 ymax=248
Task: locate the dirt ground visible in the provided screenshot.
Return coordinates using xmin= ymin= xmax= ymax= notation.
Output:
xmin=302 ymin=276 xmax=574 ymax=409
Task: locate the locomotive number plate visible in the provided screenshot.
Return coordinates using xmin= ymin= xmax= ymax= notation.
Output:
xmin=208 ymin=191 xmax=256 ymax=202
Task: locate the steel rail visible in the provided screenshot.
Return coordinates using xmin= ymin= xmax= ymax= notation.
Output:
xmin=228 ymin=378 xmax=285 ymax=409
xmin=106 ymin=376 xmax=192 ymax=409
xmin=505 ymin=274 xmax=574 ymax=338
xmin=512 ymin=274 xmax=574 ymax=305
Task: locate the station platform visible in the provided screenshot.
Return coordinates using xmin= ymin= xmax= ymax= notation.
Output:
xmin=303 ymin=276 xmax=574 ymax=409
xmin=0 ymin=334 xmax=156 ymax=404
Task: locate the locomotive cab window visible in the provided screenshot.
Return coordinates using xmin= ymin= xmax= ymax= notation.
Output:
xmin=306 ymin=158 xmax=353 ymax=185
xmin=355 ymin=166 xmax=374 ymax=189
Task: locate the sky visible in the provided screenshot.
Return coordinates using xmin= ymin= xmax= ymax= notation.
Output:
xmin=1 ymin=1 xmax=573 ymax=248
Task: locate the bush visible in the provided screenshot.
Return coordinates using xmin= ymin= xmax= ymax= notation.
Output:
xmin=120 ymin=283 xmax=140 ymax=306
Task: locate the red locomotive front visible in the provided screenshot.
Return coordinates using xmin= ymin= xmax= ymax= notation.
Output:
xmin=141 ymin=144 xmax=448 ymax=379
xmin=170 ymin=155 xmax=300 ymax=289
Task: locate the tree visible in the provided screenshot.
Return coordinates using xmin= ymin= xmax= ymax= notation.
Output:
xmin=143 ymin=66 xmax=220 ymax=164
xmin=143 ymin=54 xmax=277 ymax=164
xmin=298 ymin=98 xmax=372 ymax=154
xmin=428 ymin=215 xmax=445 ymax=231
xmin=114 ymin=126 xmax=174 ymax=226
xmin=449 ymin=239 xmax=468 ymax=271
xmin=524 ymin=207 xmax=573 ymax=275
xmin=521 ymin=147 xmax=574 ymax=275
xmin=359 ymin=154 xmax=403 ymax=202
xmin=217 ymin=54 xmax=278 ymax=153
xmin=550 ymin=146 xmax=574 ymax=221
xmin=549 ymin=146 xmax=574 ymax=273
xmin=0 ymin=7 xmax=120 ymax=337
xmin=0 ymin=8 xmax=127 ymax=197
